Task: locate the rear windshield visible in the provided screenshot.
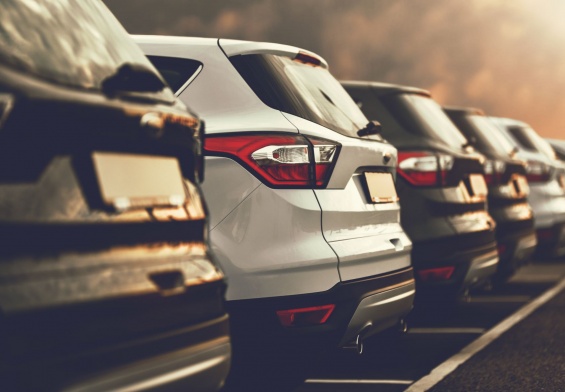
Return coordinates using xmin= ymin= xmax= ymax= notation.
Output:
xmin=388 ymin=94 xmax=468 ymax=150
xmin=508 ymin=126 xmax=556 ymax=160
xmin=465 ymin=115 xmax=516 ymax=156
xmin=147 ymin=56 xmax=203 ymax=94
xmin=230 ymin=54 xmax=368 ymax=138
xmin=0 ymin=0 xmax=166 ymax=92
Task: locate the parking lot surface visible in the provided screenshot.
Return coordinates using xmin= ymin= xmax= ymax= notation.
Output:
xmin=294 ymin=261 xmax=565 ymax=392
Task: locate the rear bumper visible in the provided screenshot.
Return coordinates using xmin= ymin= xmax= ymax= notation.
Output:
xmin=227 ymin=267 xmax=415 ymax=349
xmin=412 ymin=233 xmax=499 ymax=295
xmin=536 ymin=222 xmax=565 ymax=258
xmin=63 ymin=336 xmax=231 ymax=392
xmin=496 ymin=220 xmax=537 ymax=277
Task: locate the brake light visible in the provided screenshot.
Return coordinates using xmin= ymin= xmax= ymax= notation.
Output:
xmin=397 ymin=151 xmax=454 ymax=187
xmin=536 ymin=228 xmax=555 ymax=242
xmin=204 ymin=133 xmax=339 ymax=188
xmin=417 ymin=266 xmax=455 ymax=281
xmin=276 ymin=304 xmax=335 ymax=327
xmin=526 ymin=161 xmax=551 ymax=183
xmin=484 ymin=160 xmax=506 ymax=185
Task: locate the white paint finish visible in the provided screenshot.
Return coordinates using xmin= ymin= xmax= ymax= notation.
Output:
xmin=407 ymin=328 xmax=485 ymax=334
xmin=134 ymin=36 xmax=297 ymax=135
xmin=201 ymin=157 xmax=261 ymax=230
xmin=405 ymin=276 xmax=565 ymax=392
xmin=280 ymin=112 xmax=397 ymax=189
xmin=306 ymin=379 xmax=414 ymax=385
xmin=219 ymin=38 xmax=329 ymax=68
xmin=210 ymin=186 xmax=339 ymax=300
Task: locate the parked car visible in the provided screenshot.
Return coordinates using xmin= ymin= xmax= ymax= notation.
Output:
xmin=444 ymin=107 xmax=536 ymax=282
xmin=135 ymin=36 xmax=416 ymax=388
xmin=546 ymin=138 xmax=565 ymax=161
xmin=342 ymin=82 xmax=499 ymax=299
xmin=490 ymin=117 xmax=565 ymax=257
xmin=0 ymin=2 xmax=230 ymax=391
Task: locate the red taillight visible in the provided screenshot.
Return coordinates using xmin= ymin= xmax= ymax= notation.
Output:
xmin=484 ymin=160 xmax=506 ymax=185
xmin=537 ymin=228 xmax=555 ymax=242
xmin=276 ymin=304 xmax=335 ymax=327
xmin=204 ymin=133 xmax=338 ymax=188
xmin=526 ymin=161 xmax=551 ymax=183
xmin=417 ymin=266 xmax=455 ymax=281
xmin=397 ymin=151 xmax=454 ymax=187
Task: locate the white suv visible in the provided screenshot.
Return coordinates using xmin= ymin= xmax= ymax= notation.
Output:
xmin=135 ymin=35 xmax=415 ymax=387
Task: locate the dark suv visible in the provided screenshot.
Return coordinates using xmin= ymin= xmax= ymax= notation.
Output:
xmin=0 ymin=1 xmax=229 ymax=391
xmin=445 ymin=107 xmax=536 ymax=282
xmin=343 ymin=81 xmax=499 ymax=299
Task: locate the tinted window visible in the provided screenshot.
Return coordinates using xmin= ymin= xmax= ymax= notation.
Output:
xmin=388 ymin=94 xmax=468 ymax=150
xmin=148 ymin=56 xmax=202 ymax=93
xmin=231 ymin=54 xmax=368 ymax=138
xmin=509 ymin=126 xmax=557 ymax=159
xmin=0 ymin=0 xmax=166 ymax=93
xmin=464 ymin=115 xmax=515 ymax=156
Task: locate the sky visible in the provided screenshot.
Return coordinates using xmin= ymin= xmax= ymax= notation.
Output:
xmin=105 ymin=0 xmax=565 ymax=139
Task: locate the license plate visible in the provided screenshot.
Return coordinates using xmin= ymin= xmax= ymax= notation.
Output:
xmin=92 ymin=152 xmax=186 ymax=210
xmin=364 ymin=172 xmax=399 ymax=203
xmin=469 ymin=174 xmax=488 ymax=197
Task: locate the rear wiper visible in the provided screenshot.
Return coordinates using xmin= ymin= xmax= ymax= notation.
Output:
xmin=357 ymin=120 xmax=382 ymax=137
xmin=101 ymin=63 xmax=166 ymax=96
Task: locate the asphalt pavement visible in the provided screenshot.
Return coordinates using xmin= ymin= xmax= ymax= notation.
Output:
xmin=294 ymin=260 xmax=565 ymax=392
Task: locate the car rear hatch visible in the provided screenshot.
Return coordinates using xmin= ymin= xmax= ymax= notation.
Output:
xmin=444 ymin=109 xmax=533 ymax=228
xmin=0 ymin=65 xmax=226 ymax=382
xmin=221 ymin=46 xmax=413 ymax=283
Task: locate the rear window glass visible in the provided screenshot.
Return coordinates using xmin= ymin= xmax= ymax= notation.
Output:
xmin=0 ymin=0 xmax=164 ymax=92
xmin=464 ymin=115 xmax=515 ymax=156
xmin=387 ymin=94 xmax=468 ymax=150
xmin=148 ymin=56 xmax=202 ymax=94
xmin=509 ymin=126 xmax=556 ymax=159
xmin=230 ymin=54 xmax=368 ymax=138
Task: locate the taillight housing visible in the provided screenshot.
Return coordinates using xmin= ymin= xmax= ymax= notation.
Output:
xmin=204 ymin=133 xmax=339 ymax=188
xmin=276 ymin=304 xmax=335 ymax=327
xmin=397 ymin=151 xmax=454 ymax=187
xmin=525 ymin=161 xmax=552 ymax=183
xmin=483 ymin=160 xmax=506 ymax=185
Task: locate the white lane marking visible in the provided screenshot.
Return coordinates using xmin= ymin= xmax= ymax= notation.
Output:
xmin=408 ymin=327 xmax=485 ymax=334
xmin=467 ymin=295 xmax=531 ymax=303
xmin=306 ymin=379 xmax=413 ymax=385
xmin=405 ymin=276 xmax=565 ymax=392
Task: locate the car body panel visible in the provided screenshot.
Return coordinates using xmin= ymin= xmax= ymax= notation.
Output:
xmin=0 ymin=4 xmax=229 ymax=389
xmin=138 ymin=36 xmax=413 ymax=353
xmin=343 ymin=81 xmax=498 ymax=294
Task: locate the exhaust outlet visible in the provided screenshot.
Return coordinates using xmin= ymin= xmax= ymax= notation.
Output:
xmin=342 ymin=334 xmax=364 ymax=355
xmin=398 ymin=318 xmax=408 ymax=333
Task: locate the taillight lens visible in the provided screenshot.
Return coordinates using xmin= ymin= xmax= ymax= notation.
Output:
xmin=483 ymin=160 xmax=506 ymax=185
xmin=204 ymin=133 xmax=339 ymax=188
xmin=276 ymin=304 xmax=335 ymax=327
xmin=525 ymin=161 xmax=551 ymax=183
xmin=417 ymin=266 xmax=455 ymax=281
xmin=397 ymin=151 xmax=454 ymax=187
